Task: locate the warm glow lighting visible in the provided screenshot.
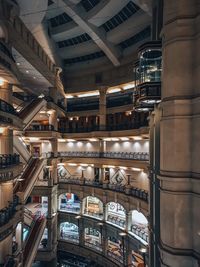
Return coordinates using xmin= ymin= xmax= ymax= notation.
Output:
xmin=119 ymin=232 xmax=127 ymax=236
xmin=29 ymin=137 xmax=39 ymax=142
xmin=0 ymin=77 xmax=5 ymax=86
xmin=65 ymin=95 xmax=74 ymax=99
xmin=57 ymin=163 xmax=65 ymax=166
xmin=120 ymin=137 xmax=129 ymax=141
xmin=119 ymin=166 xmax=127 ymax=170
xmin=68 ymin=163 xmax=77 ymax=166
xmin=77 ymin=91 xmax=99 ymax=98
xmin=132 ymin=167 xmax=143 ymax=172
xmin=111 ymin=138 xmax=119 ymax=141
xmin=80 ymin=164 xmax=88 ymax=167
xmin=107 ymin=165 xmax=115 ymax=168
xmin=104 ymin=138 xmax=112 ymax=141
xmin=89 ymin=138 xmax=98 ymax=142
xmin=58 ymin=139 xmax=66 ymax=142
xmin=132 ymin=136 xmax=143 ymax=140
xmin=108 ymin=88 xmax=121 ymax=94
xmin=123 ymin=83 xmax=135 ymax=90
xmin=66 ymin=139 xmax=76 ymax=142
xmin=0 ymin=128 xmax=5 ymax=134
xmin=75 ymin=215 xmax=81 ymax=219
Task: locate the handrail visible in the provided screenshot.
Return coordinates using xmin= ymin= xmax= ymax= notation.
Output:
xmin=57 ymin=151 xmax=149 ymax=161
xmin=18 ymin=98 xmax=44 ymax=120
xmin=59 ymin=178 xmax=148 ymax=202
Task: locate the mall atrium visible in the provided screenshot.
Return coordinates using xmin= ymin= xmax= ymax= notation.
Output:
xmin=0 ymin=0 xmax=199 ymax=267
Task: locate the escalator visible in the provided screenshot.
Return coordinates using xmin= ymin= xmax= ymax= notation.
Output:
xmin=13 ymin=135 xmax=31 ymax=163
xmin=23 ymin=215 xmax=46 ymax=267
xmin=18 ymin=98 xmax=46 ymax=130
xmin=14 ymin=158 xmax=44 ymax=203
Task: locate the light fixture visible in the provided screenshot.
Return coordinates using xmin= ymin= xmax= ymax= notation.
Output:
xmin=132 ymin=136 xmax=142 ymax=140
xmin=108 ymin=88 xmax=121 ymax=94
xmin=132 ymin=167 xmax=143 ymax=172
xmin=119 ymin=166 xmax=127 ymax=170
xmin=77 ymin=91 xmax=99 ymax=98
xmin=66 ymin=139 xmax=76 ymax=142
xmin=58 ymin=139 xmax=66 ymax=142
xmin=65 ymin=95 xmax=74 ymax=99
xmin=16 ymin=62 xmax=20 ymax=66
xmin=29 ymin=137 xmax=39 ymax=142
xmin=68 ymin=163 xmax=77 ymax=166
xmin=119 ymin=232 xmax=127 ymax=237
xmin=89 ymin=138 xmax=98 ymax=142
xmin=75 ymin=215 xmax=81 ymax=219
xmin=26 ymin=70 xmax=29 ymax=73
xmin=120 ymin=137 xmax=129 ymax=141
xmin=123 ymin=83 xmax=135 ymax=90
xmin=0 ymin=77 xmax=5 ymax=86
xmin=80 ymin=164 xmax=88 ymax=167
xmin=111 ymin=138 xmax=119 ymax=141
xmin=33 ymin=76 xmax=36 ymax=79
xmin=57 ymin=163 xmax=65 ymax=166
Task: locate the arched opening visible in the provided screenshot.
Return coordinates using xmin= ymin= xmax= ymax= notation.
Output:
xmin=83 ymin=196 xmax=103 ymax=219
xmin=131 ymin=210 xmax=148 ymax=242
xmin=106 ymin=202 xmax=126 ymax=228
xmin=60 ymin=222 xmax=79 ymax=243
xmin=59 ymin=193 xmax=80 ymax=213
xmin=84 ymin=227 xmax=102 ymax=251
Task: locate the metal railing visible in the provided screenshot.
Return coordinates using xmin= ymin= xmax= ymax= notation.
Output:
xmin=58 ymin=151 xmax=149 ymax=161
xmin=0 ymin=154 xmax=20 ymax=169
xmin=0 ymin=99 xmax=18 ymax=116
xmin=0 ymin=196 xmax=19 ymax=227
xmin=27 ymin=124 xmax=55 ymax=131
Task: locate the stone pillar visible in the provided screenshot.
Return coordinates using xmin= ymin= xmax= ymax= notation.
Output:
xmin=49 ymin=87 xmax=58 ymax=104
xmin=158 ymin=1 xmax=200 ymax=266
xmin=49 ymin=110 xmax=58 ymax=131
xmin=99 ymin=87 xmax=107 ymax=131
xmin=0 ymin=82 xmax=12 ymax=103
xmin=0 ymin=235 xmax=12 ymax=265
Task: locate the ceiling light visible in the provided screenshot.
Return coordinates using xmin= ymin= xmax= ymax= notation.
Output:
xmin=0 ymin=77 xmax=5 ymax=86
xmin=120 ymin=137 xmax=129 ymax=141
xmin=119 ymin=166 xmax=127 ymax=170
xmin=66 ymin=139 xmax=76 ymax=142
xmin=16 ymin=62 xmax=20 ymax=66
xmin=57 ymin=163 xmax=65 ymax=166
xmin=29 ymin=137 xmax=39 ymax=142
xmin=132 ymin=167 xmax=143 ymax=172
xmin=58 ymin=139 xmax=66 ymax=142
xmin=80 ymin=164 xmax=88 ymax=167
xmin=77 ymin=91 xmax=99 ymax=98
xmin=65 ymin=95 xmax=74 ymax=99
xmin=123 ymin=83 xmax=135 ymax=90
xmin=68 ymin=163 xmax=77 ymax=166
xmin=132 ymin=136 xmax=142 ymax=140
xmin=111 ymin=138 xmax=119 ymax=141
xmin=89 ymin=138 xmax=98 ymax=142
xmin=26 ymin=70 xmax=29 ymax=73
xmin=108 ymin=88 xmax=121 ymax=94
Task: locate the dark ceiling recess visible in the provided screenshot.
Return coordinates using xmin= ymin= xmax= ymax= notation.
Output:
xmin=64 ymin=51 xmax=105 ymax=65
xmin=49 ymin=12 xmax=73 ymax=27
xmin=48 ymin=0 xmax=54 ymax=6
xmin=119 ymin=26 xmax=151 ymax=49
xmin=80 ymin=0 xmax=101 ymax=12
xmin=102 ymin=1 xmax=140 ymax=32
xmin=58 ymin=33 xmax=92 ymax=48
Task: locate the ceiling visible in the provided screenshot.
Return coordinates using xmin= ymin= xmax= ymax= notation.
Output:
xmin=17 ymin=0 xmax=152 ymax=71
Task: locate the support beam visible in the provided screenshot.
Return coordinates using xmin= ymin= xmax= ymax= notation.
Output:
xmin=53 ymin=0 xmax=121 ymax=66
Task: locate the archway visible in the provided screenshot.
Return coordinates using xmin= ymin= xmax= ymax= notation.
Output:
xmin=59 ymin=193 xmax=80 ymax=213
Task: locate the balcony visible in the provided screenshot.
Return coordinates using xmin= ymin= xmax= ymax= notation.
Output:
xmin=0 ymin=196 xmax=19 ymax=228
xmin=27 ymin=124 xmax=55 ymax=131
xmin=57 ymin=151 xmax=149 ymax=161
xmin=59 ymin=178 xmax=148 ymax=202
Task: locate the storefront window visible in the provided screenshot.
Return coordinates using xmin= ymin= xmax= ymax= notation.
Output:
xmin=60 ymin=222 xmax=79 ymax=243
xmin=59 ymin=193 xmax=80 ymax=213
xmin=83 ymin=196 xmax=103 ymax=219
xmin=131 ymin=210 xmax=148 ymax=243
xmin=107 ymin=202 xmax=126 ymax=228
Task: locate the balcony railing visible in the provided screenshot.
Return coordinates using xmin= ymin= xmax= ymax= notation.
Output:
xmin=131 ymin=225 xmax=148 ymax=242
xmin=0 ymin=41 xmax=15 ymax=62
xmin=85 ymin=241 xmax=102 ymax=252
xmin=59 ymin=178 xmax=148 ymax=202
xmin=57 ymin=151 xmax=149 ymax=161
xmin=107 ymin=215 xmax=126 ymax=228
xmin=0 ymin=154 xmax=20 ymax=169
xmin=0 ymin=196 xmax=19 ymax=227
xmin=27 ymin=124 xmax=55 ymax=131
xmin=0 ymin=99 xmax=18 ymax=116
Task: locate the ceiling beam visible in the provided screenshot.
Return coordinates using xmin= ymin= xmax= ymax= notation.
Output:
xmin=52 ymin=0 xmax=121 ymax=66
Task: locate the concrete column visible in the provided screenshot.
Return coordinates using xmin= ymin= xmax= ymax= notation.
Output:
xmin=0 ymin=234 xmax=12 ymax=265
xmin=158 ymin=1 xmax=200 ymax=266
xmin=0 ymin=82 xmax=12 ymax=103
xmin=49 ymin=87 xmax=58 ymax=104
xmin=0 ymin=128 xmax=13 ymax=154
xmin=49 ymin=110 xmax=58 ymax=131
xmin=99 ymin=87 xmax=107 ymax=131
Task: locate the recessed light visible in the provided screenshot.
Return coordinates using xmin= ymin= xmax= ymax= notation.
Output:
xmin=17 ymin=62 xmax=20 ymax=66
xmin=26 ymin=70 xmax=29 ymax=73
